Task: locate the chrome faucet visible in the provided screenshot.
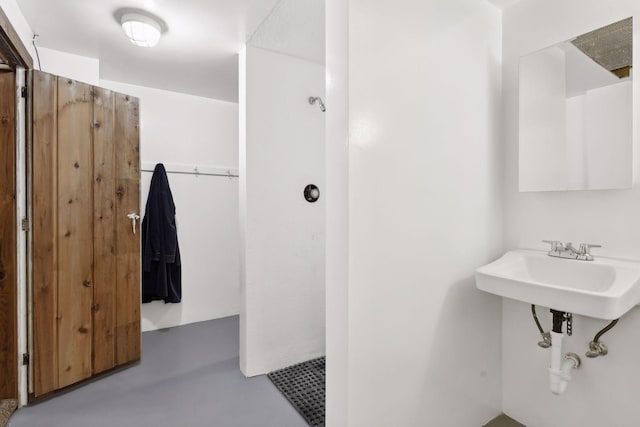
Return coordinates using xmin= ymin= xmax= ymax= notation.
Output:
xmin=542 ymin=240 xmax=601 ymax=261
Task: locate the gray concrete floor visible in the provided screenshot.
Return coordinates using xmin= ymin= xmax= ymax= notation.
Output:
xmin=484 ymin=414 xmax=526 ymax=427
xmin=9 ymin=316 xmax=307 ymax=427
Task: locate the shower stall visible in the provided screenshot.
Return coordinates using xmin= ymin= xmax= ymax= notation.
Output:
xmin=239 ymin=44 xmax=326 ymax=376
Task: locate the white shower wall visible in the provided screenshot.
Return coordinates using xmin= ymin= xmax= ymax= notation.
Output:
xmin=239 ymin=46 xmax=325 ymax=376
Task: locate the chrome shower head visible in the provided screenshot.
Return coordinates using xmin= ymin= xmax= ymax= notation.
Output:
xmin=308 ymin=96 xmax=326 ymax=112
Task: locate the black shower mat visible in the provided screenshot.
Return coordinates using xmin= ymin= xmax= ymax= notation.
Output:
xmin=268 ymin=356 xmax=326 ymax=427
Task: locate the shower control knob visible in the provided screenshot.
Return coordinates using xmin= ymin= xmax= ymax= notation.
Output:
xmin=304 ymin=184 xmax=320 ymax=203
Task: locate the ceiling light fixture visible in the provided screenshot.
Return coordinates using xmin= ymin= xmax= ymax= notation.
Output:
xmin=121 ymin=13 xmax=162 ymax=48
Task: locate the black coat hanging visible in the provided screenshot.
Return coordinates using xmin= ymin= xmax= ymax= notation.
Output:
xmin=142 ymin=163 xmax=182 ymax=303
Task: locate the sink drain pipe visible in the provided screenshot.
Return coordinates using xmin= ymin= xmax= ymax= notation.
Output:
xmin=549 ymin=310 xmax=581 ymax=395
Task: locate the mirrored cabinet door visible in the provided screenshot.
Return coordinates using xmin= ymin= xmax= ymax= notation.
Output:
xmin=519 ymin=17 xmax=633 ymax=192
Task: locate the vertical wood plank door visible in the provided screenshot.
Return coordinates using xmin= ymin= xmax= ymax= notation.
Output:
xmin=114 ymin=93 xmax=141 ymax=366
xmin=92 ymin=87 xmax=117 ymax=375
xmin=0 ymin=71 xmax=17 ymax=400
xmin=31 ymin=72 xmax=140 ymax=398
xmin=56 ymin=78 xmax=93 ymax=389
xmin=32 ymin=71 xmax=58 ymax=397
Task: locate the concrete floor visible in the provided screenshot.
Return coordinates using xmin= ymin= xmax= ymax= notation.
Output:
xmin=484 ymin=414 xmax=526 ymax=427
xmin=9 ymin=316 xmax=307 ymax=427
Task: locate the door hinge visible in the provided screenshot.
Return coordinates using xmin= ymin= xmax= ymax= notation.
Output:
xmin=21 ymin=86 xmax=28 ymax=98
xmin=22 ymin=353 xmax=29 ymax=366
xmin=21 ymin=217 xmax=30 ymax=231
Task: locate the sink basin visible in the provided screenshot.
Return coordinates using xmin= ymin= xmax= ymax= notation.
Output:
xmin=475 ymin=249 xmax=640 ymax=319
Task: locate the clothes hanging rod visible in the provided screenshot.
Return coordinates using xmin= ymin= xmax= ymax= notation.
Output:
xmin=141 ymin=169 xmax=239 ymax=178
xmin=141 ymin=162 xmax=239 ymax=178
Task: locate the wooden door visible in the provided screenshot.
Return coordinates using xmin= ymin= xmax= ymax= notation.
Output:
xmin=113 ymin=93 xmax=141 ymax=366
xmin=32 ymin=71 xmax=58 ymax=396
xmin=0 ymin=70 xmax=17 ymax=400
xmin=56 ymin=77 xmax=94 ymax=389
xmin=32 ymin=71 xmax=140 ymax=398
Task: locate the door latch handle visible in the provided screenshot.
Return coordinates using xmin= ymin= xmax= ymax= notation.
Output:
xmin=127 ymin=213 xmax=140 ymax=234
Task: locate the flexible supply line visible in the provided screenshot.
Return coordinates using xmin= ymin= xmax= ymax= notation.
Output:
xmin=593 ymin=319 xmax=619 ymax=343
xmin=531 ymin=305 xmax=544 ymax=335
xmin=531 ymin=305 xmax=551 ymax=348
xmin=586 ymin=318 xmax=619 ymax=358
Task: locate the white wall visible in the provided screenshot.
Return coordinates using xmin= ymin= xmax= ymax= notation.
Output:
xmin=239 ymin=46 xmax=325 ymax=376
xmin=37 ymin=47 xmax=99 ymax=85
xmin=100 ymin=80 xmax=240 ymax=332
xmin=503 ymin=1 xmax=640 ymax=426
xmin=325 ymin=0 xmax=349 ymax=424
xmin=340 ymin=1 xmax=504 ymax=425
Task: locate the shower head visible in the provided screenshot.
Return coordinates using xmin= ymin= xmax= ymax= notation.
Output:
xmin=308 ymin=96 xmax=326 ymax=112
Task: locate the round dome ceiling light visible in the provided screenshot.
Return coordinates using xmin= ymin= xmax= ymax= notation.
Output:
xmin=121 ymin=13 xmax=162 ymax=47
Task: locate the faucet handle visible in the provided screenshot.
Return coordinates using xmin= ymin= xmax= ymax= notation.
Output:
xmin=565 ymin=242 xmax=577 ymax=252
xmin=578 ymin=243 xmax=601 ymax=255
xmin=542 ymin=240 xmax=562 ymax=251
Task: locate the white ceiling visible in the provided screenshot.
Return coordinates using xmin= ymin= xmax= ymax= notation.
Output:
xmin=486 ymin=0 xmax=521 ymax=8
xmin=16 ymin=0 xmax=282 ymax=102
xmin=249 ymin=0 xmax=325 ymax=65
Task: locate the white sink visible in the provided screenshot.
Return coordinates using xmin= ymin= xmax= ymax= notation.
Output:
xmin=475 ymin=249 xmax=640 ymax=319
